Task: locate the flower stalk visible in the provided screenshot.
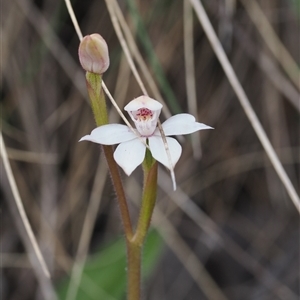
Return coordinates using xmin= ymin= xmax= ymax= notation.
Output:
xmin=80 ymin=35 xmax=133 ymax=238
xmin=126 ymin=241 xmax=142 ymax=300
xmin=87 ymin=73 xmax=134 ymax=237
xmin=133 ymin=150 xmax=157 ymax=246
xmin=84 ymin=71 xmax=158 ymax=299
xmin=85 ymin=72 xmax=108 ymax=126
xmin=127 ymin=151 xmax=158 ymax=300
xmin=102 ymin=145 xmax=133 ymax=239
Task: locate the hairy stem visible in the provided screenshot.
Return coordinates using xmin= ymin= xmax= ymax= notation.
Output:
xmin=127 ymin=153 xmax=158 ymax=300
xmin=102 ymin=145 xmax=133 ymax=238
xmin=127 ymin=240 xmax=142 ymax=300
xmin=85 ymin=72 xmax=133 ymax=238
xmin=133 ymin=160 xmax=158 ymax=246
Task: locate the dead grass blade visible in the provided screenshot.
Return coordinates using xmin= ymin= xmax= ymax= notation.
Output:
xmin=189 ymin=0 xmax=300 ymax=213
xmin=239 ymin=0 xmax=300 ymax=89
xmin=0 ymin=133 xmax=56 ymax=299
xmin=184 ymin=0 xmax=202 ymax=159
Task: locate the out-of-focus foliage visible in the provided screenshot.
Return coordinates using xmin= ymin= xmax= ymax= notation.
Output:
xmin=57 ymin=230 xmax=163 ymax=300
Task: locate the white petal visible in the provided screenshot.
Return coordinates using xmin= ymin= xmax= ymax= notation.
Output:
xmin=124 ymin=95 xmax=163 ymax=111
xmin=114 ymin=139 xmax=146 ymax=175
xmin=148 ymin=136 xmax=182 ymax=170
xmin=79 ymin=124 xmax=137 ymax=145
xmin=160 ymin=113 xmax=213 ymax=136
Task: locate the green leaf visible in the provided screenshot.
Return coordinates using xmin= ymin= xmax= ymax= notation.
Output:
xmin=57 ymin=229 xmax=163 ymax=300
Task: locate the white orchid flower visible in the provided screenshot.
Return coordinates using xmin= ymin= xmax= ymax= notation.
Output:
xmin=80 ymin=95 xmax=213 ymax=178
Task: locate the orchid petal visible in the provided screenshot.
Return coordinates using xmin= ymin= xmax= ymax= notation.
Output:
xmin=79 ymin=124 xmax=137 ymax=145
xmin=160 ymin=113 xmax=213 ymax=136
xmin=114 ymin=139 xmax=146 ymax=175
xmin=148 ymin=136 xmax=182 ymax=170
xmin=124 ymin=95 xmax=162 ymax=111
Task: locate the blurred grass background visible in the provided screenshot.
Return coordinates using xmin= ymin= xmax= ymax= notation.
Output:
xmin=1 ymin=0 xmax=299 ymax=299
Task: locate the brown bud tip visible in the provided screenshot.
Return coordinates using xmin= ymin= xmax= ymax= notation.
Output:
xmin=78 ymin=34 xmax=110 ymax=74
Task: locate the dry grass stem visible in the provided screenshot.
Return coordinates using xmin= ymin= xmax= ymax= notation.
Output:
xmin=153 ymin=208 xmax=229 ymax=300
xmin=64 ymin=0 xmax=83 ymax=41
xmin=0 ymin=134 xmax=54 ymax=295
xmin=184 ymin=0 xmax=202 ymax=159
xmin=104 ymin=0 xmax=148 ymax=96
xmin=3 ymin=0 xmax=298 ymax=298
xmin=111 ymin=0 xmax=172 ymax=119
xmin=66 ymin=155 xmax=107 ymax=300
xmin=16 ymin=0 xmax=86 ymax=98
xmin=189 ymin=0 xmax=300 ymax=213
xmin=158 ymin=169 xmax=298 ymax=300
xmin=239 ymin=0 xmax=300 ymax=88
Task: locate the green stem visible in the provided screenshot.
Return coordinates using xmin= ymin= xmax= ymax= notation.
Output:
xmin=85 ymin=72 xmax=158 ymax=299
xmin=86 ymin=72 xmax=108 ymax=126
xmin=127 ymin=152 xmax=158 ymax=300
xmin=85 ymin=71 xmax=133 ymax=238
xmin=102 ymin=145 xmax=133 ymax=238
xmin=132 ymin=160 xmax=158 ymax=246
xmin=127 ymin=240 xmax=142 ymax=300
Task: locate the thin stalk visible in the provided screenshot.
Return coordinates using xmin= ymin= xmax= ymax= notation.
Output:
xmin=102 ymin=145 xmax=133 ymax=238
xmin=86 ymin=73 xmax=108 ymax=126
xmin=64 ymin=0 xmax=83 ymax=41
xmin=110 ymin=0 xmax=172 ymax=119
xmin=189 ymin=0 xmax=300 ymax=213
xmin=239 ymin=0 xmax=300 ymax=88
xmin=0 ymin=133 xmax=56 ymax=300
xmin=65 ymin=155 xmax=107 ymax=300
xmin=133 ymin=160 xmax=158 ymax=246
xmin=0 ymin=133 xmax=50 ymax=279
xmin=126 ymin=155 xmax=158 ymax=300
xmin=85 ymin=72 xmax=133 ymax=238
xmin=184 ymin=0 xmax=202 ymax=160
xmin=126 ymin=241 xmax=142 ymax=300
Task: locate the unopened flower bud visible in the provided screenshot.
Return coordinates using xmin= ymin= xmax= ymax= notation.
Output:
xmin=78 ymin=34 xmax=110 ymax=74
